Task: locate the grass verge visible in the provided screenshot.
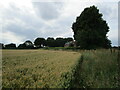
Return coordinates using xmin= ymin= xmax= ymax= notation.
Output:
xmin=78 ymin=49 xmax=119 ymax=88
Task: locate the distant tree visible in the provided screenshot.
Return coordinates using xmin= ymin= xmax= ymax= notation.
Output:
xmin=18 ymin=43 xmax=26 ymax=49
xmin=46 ymin=37 xmax=55 ymax=47
xmin=24 ymin=40 xmax=34 ymax=49
xmin=64 ymin=37 xmax=73 ymax=42
xmin=0 ymin=43 xmax=4 ymax=49
xmin=55 ymin=38 xmax=65 ymax=47
xmin=34 ymin=38 xmax=45 ymax=48
xmin=18 ymin=40 xmax=34 ymax=49
xmin=45 ymin=37 xmax=74 ymax=47
xmin=5 ymin=43 xmax=16 ymax=49
xmin=72 ymin=5 xmax=111 ymax=49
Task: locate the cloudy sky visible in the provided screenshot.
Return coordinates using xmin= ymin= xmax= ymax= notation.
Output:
xmin=0 ymin=0 xmax=119 ymax=46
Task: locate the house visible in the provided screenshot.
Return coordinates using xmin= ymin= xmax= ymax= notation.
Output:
xmin=64 ymin=41 xmax=76 ymax=47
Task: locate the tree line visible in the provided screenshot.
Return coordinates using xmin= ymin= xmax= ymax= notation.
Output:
xmin=0 ymin=37 xmax=74 ymax=49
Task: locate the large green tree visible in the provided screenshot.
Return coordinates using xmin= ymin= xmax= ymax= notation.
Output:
xmin=72 ymin=5 xmax=111 ymax=49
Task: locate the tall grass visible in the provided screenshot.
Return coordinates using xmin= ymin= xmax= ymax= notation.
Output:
xmin=78 ymin=49 xmax=119 ymax=88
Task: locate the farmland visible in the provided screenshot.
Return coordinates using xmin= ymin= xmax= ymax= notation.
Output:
xmin=2 ymin=50 xmax=81 ymax=88
xmin=2 ymin=49 xmax=119 ymax=88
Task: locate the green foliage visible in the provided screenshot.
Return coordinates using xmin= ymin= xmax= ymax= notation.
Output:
xmin=43 ymin=47 xmax=77 ymax=51
xmin=46 ymin=37 xmax=55 ymax=47
xmin=18 ymin=40 xmax=34 ymax=49
xmin=2 ymin=37 xmax=74 ymax=49
xmin=55 ymin=38 xmax=65 ymax=47
xmin=64 ymin=38 xmax=73 ymax=42
xmin=78 ymin=49 xmax=119 ymax=88
xmin=18 ymin=43 xmax=26 ymax=49
xmin=72 ymin=5 xmax=111 ymax=49
xmin=45 ymin=37 xmax=74 ymax=47
xmin=34 ymin=38 xmax=46 ymax=48
xmin=4 ymin=43 xmax=16 ymax=49
xmin=0 ymin=43 xmax=4 ymax=49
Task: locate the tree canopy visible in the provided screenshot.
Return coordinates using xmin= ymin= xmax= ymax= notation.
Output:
xmin=18 ymin=40 xmax=34 ymax=49
xmin=1 ymin=37 xmax=73 ymax=49
xmin=5 ymin=43 xmax=16 ymax=49
xmin=72 ymin=5 xmax=111 ymax=49
xmin=34 ymin=38 xmax=45 ymax=48
xmin=46 ymin=37 xmax=55 ymax=47
xmin=0 ymin=43 xmax=4 ymax=49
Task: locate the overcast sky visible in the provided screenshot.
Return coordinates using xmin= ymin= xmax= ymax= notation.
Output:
xmin=0 ymin=0 xmax=119 ymax=46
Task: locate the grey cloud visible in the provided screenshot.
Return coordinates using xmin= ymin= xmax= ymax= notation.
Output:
xmin=37 ymin=22 xmax=73 ymax=39
xmin=96 ymin=2 xmax=118 ymax=20
xmin=32 ymin=2 xmax=63 ymax=20
xmin=2 ymin=3 xmax=45 ymax=28
xmin=109 ymin=38 xmax=118 ymax=46
xmin=3 ymin=23 xmax=39 ymax=41
xmin=1 ymin=3 xmax=47 ymax=43
xmin=97 ymin=3 xmax=112 ymax=18
xmin=2 ymin=3 xmax=21 ymax=20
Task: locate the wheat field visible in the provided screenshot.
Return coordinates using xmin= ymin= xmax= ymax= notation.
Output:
xmin=2 ymin=49 xmax=81 ymax=88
